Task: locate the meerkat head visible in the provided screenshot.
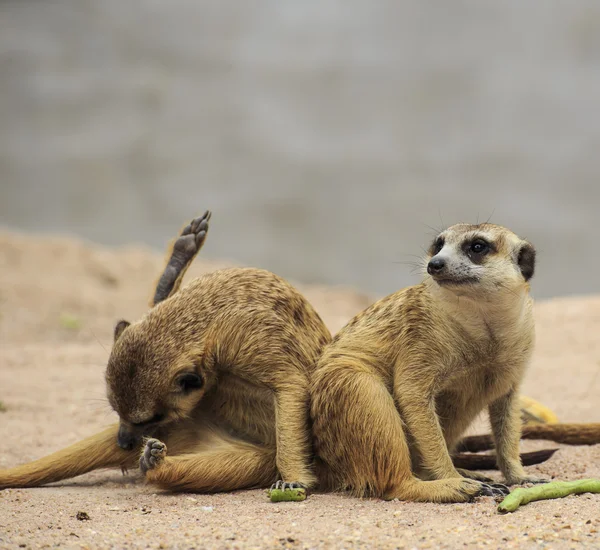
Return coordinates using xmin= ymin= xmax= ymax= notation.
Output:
xmin=105 ymin=319 xmax=210 ymax=451
xmin=424 ymin=223 xmax=535 ymax=297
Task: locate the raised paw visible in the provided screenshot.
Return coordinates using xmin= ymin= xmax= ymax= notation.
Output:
xmin=139 ymin=439 xmax=167 ymax=476
xmin=176 ymin=210 xmax=212 ymax=257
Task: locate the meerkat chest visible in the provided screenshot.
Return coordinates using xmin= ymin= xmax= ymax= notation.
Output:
xmin=202 ymin=373 xmax=276 ymax=445
xmin=443 ymin=332 xmax=532 ymax=403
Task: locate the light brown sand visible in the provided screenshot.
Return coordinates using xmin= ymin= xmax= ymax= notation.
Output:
xmin=0 ymin=231 xmax=598 ymax=550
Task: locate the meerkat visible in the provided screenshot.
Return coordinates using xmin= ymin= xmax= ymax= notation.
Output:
xmin=0 ymin=211 xmax=331 ymax=494
xmin=310 ymin=223 xmax=549 ymax=503
xmin=2 ymin=218 xmax=596 ymax=494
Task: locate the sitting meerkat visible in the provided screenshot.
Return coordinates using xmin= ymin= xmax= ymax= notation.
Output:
xmin=0 ymin=211 xmax=331 ymax=494
xmin=311 ymin=223 xmax=547 ymax=502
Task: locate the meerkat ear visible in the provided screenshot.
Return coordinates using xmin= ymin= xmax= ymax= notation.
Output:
xmin=113 ymin=320 xmax=131 ymax=342
xmin=517 ymin=242 xmax=536 ymax=281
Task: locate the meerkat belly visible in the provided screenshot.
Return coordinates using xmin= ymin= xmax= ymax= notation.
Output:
xmin=201 ymin=373 xmax=276 ymax=447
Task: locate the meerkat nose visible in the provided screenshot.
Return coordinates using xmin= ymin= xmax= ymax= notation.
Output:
xmin=427 ymin=257 xmax=446 ymax=275
xmin=117 ymin=424 xmax=140 ymax=450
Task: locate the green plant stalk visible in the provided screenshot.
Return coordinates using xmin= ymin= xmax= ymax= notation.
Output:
xmin=498 ymin=479 xmax=600 ymax=513
xmin=267 ymin=487 xmax=307 ymax=502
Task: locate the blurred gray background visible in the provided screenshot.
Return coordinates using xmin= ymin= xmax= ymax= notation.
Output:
xmin=1 ymin=1 xmax=599 ymax=299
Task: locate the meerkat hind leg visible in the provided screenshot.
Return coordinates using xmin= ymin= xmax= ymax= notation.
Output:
xmin=152 ymin=210 xmax=211 ymax=306
xmin=140 ymin=437 xmax=277 ymax=493
xmin=313 ymin=370 xmax=507 ymax=502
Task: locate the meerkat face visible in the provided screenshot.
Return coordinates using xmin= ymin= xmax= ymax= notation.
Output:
xmin=105 ymin=320 xmax=208 ymax=450
xmin=424 ymin=223 xmax=535 ymax=296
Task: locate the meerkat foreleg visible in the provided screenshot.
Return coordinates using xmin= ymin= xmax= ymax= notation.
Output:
xmin=312 ymin=366 xmax=507 ymax=502
xmin=489 ymin=390 xmax=549 ymax=485
xmin=151 ymin=210 xmax=211 ymax=307
xmin=393 ymin=379 xmax=509 ymax=499
xmin=139 ymin=438 xmax=277 ymax=492
xmin=271 ymin=376 xmax=317 ymax=490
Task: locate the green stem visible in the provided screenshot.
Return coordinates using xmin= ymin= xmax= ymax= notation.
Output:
xmin=498 ymin=479 xmax=600 ymax=513
xmin=267 ymin=488 xmax=307 ymax=502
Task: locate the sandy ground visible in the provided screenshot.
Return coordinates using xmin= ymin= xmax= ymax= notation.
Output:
xmin=0 ymin=230 xmax=599 ymax=550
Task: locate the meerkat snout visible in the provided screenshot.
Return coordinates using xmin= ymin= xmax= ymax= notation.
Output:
xmin=426 ymin=256 xmax=446 ymax=275
xmin=116 ymin=413 xmax=166 ymax=450
xmin=117 ymin=424 xmax=140 ymax=450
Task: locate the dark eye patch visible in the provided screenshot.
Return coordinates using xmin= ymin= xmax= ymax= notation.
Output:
xmin=470 ymin=239 xmax=489 ymax=255
xmin=430 ymin=237 xmax=445 ymax=256
xmin=463 ymin=237 xmax=494 ymax=263
xmin=132 ymin=412 xmax=165 ymax=427
xmin=177 ymin=372 xmax=204 ymax=393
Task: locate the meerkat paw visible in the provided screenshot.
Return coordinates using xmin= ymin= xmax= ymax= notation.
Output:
xmin=457 ymin=479 xmax=510 ymax=501
xmin=270 ymin=480 xmax=308 ymax=492
xmin=506 ymin=474 xmax=549 ymax=486
xmin=393 ymin=478 xmax=511 ymax=503
xmin=175 ymin=211 xmax=211 ymax=258
xmin=139 ymin=439 xmax=167 ymax=476
xmin=456 ymin=468 xmax=494 ymax=483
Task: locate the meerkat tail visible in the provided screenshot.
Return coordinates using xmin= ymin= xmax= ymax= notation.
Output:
xmin=521 ymin=423 xmax=600 ymax=445
xmin=0 ymin=425 xmax=137 ymax=489
xmin=519 ymin=395 xmax=559 ymax=424
xmin=452 ymin=449 xmax=558 ymax=470
xmin=150 ymin=210 xmax=212 ymax=307
xmin=457 ymin=423 xmax=600 ymax=453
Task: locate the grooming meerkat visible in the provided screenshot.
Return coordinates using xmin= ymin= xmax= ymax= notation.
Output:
xmin=311 ymin=223 xmax=548 ymax=502
xmin=0 ymin=211 xmax=331 ymax=493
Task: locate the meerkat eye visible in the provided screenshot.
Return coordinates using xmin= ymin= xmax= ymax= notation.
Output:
xmin=470 ymin=239 xmax=489 ymax=255
xmin=177 ymin=373 xmax=204 ymax=393
xmin=432 ymin=237 xmax=444 ymax=255
xmin=147 ymin=413 xmax=165 ymax=424
xmin=132 ymin=413 xmax=165 ymax=427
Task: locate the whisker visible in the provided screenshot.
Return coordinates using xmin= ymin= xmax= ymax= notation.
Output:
xmin=391 ymin=260 xmax=422 ymax=267
xmin=485 ymin=209 xmax=496 ymax=225
xmin=89 ymin=328 xmax=109 ymax=356
xmin=422 ymin=222 xmax=442 ymax=236
xmin=437 ymin=208 xmax=445 ymax=231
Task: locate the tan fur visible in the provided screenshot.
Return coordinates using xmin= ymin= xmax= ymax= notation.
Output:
xmin=311 ymin=223 xmax=543 ymax=502
xmin=0 ymin=214 xmax=330 ymax=492
xmin=2 ymin=218 xmax=593 ymax=496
